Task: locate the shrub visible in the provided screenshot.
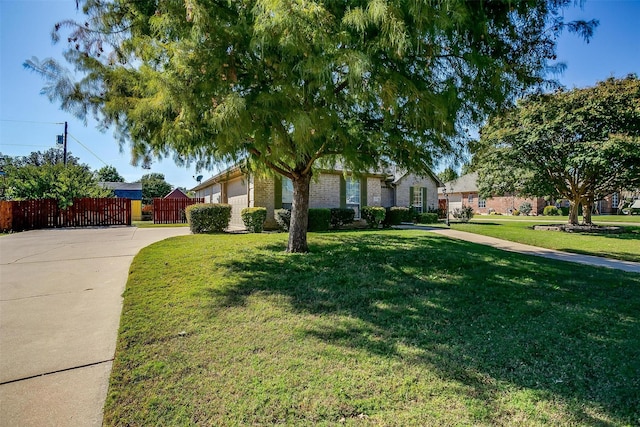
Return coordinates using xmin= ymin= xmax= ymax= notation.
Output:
xmin=241 ymin=207 xmax=267 ymax=233
xmin=512 ymin=209 xmax=520 ymax=216
xmin=141 ymin=204 xmax=153 ymax=221
xmin=274 ymin=209 xmax=291 ymax=231
xmin=452 ymin=205 xmax=474 ymax=222
xmin=383 ymin=206 xmax=410 ymax=227
xmin=417 ymin=212 xmax=439 ymax=224
xmin=543 ymin=205 xmax=560 ymax=216
xmin=308 ymin=208 xmax=331 ymax=231
xmin=361 ymin=206 xmax=386 ymax=228
xmin=185 ymin=203 xmax=231 ymax=233
xmin=518 ymin=202 xmax=532 ymax=216
xmin=330 ymin=208 xmax=355 ymax=229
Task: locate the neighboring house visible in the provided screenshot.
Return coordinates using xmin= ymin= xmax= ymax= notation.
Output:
xmin=438 ymin=172 xmax=546 ymax=216
xmin=164 ymin=188 xmax=190 ymax=199
xmin=100 ymin=182 xmax=143 ymax=221
xmin=191 ymin=165 xmax=442 ymax=229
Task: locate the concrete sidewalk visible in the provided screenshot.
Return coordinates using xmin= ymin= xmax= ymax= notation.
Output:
xmin=0 ymin=226 xmax=191 ymax=426
xmin=397 ymin=225 xmax=640 ymax=274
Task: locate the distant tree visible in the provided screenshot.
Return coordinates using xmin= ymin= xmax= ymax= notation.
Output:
xmin=474 ymin=76 xmax=640 ymax=225
xmin=437 ymin=167 xmax=459 ymax=184
xmin=139 ymin=173 xmax=172 ymax=205
xmin=25 ymin=0 xmax=597 ymax=251
xmin=10 ymin=148 xmax=80 ymax=167
xmin=96 ymin=165 xmax=125 ymax=182
xmin=4 ymin=162 xmax=111 ymax=208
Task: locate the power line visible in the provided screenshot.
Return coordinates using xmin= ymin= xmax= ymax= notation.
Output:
xmin=0 ymin=144 xmax=55 ymax=148
xmin=67 ymin=133 xmax=109 ymax=167
xmin=0 ymin=119 xmax=65 ymax=125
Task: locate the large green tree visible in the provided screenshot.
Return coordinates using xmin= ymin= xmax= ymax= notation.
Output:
xmin=2 ymin=150 xmax=111 ymax=208
xmin=96 ymin=165 xmax=125 ymax=182
xmin=139 ymin=173 xmax=173 ymax=205
xmin=474 ymin=76 xmax=640 ymax=225
xmin=26 ymin=0 xmax=596 ymax=251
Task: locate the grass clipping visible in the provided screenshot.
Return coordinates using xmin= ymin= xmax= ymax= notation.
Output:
xmin=104 ymin=231 xmax=640 ymax=426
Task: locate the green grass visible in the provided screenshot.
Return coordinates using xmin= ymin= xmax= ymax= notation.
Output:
xmin=471 ymin=214 xmax=640 ymax=224
xmin=104 ymin=231 xmax=640 ymax=426
xmin=449 ymin=221 xmax=640 ymax=263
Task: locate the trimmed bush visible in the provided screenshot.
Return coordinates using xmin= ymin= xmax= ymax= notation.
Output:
xmin=330 ymin=208 xmax=355 ymax=229
xmin=361 ymin=206 xmax=386 ymax=228
xmin=452 ymin=205 xmax=474 ymax=222
xmin=518 ymin=202 xmax=532 ymax=216
xmin=274 ymin=209 xmax=291 ymax=231
xmin=241 ymin=207 xmax=267 ymax=233
xmin=185 ymin=203 xmax=231 ymax=233
xmin=383 ymin=206 xmax=410 ymax=227
xmin=417 ymin=212 xmax=439 ymax=224
xmin=543 ymin=205 xmax=560 ymax=216
xmin=308 ymin=208 xmax=331 ymax=232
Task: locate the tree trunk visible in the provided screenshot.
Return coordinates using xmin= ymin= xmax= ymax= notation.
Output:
xmin=568 ymin=199 xmax=580 ymax=225
xmin=287 ymin=171 xmax=312 ymax=253
xmin=582 ymin=199 xmax=593 ymax=225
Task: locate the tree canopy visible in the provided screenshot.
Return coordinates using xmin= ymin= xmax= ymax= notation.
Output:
xmin=1 ymin=150 xmax=111 ymax=208
xmin=96 ymin=165 xmax=125 ymax=182
xmin=139 ymin=173 xmax=172 ymax=205
xmin=474 ymin=75 xmax=640 ymax=225
xmin=27 ymin=0 xmax=596 ymax=251
xmin=437 ymin=167 xmax=459 ymax=184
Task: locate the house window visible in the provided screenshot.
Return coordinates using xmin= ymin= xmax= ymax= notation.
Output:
xmin=468 ymin=194 xmax=473 ymax=204
xmin=412 ymin=186 xmax=423 ymax=213
xmin=612 ymin=192 xmax=619 ymax=209
xmin=478 ymin=198 xmax=486 ymax=208
xmin=282 ymin=178 xmax=293 ymax=209
xmin=346 ymin=178 xmax=361 ymax=218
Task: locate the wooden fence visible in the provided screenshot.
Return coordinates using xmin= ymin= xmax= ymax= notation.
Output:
xmin=0 ymin=198 xmax=131 ymax=232
xmin=153 ymin=198 xmax=204 ymax=224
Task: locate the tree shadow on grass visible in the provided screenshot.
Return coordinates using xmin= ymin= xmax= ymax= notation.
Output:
xmin=204 ymin=232 xmax=640 ymax=424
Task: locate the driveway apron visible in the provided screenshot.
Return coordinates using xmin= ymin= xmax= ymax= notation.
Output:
xmin=0 ymin=226 xmax=190 ymax=426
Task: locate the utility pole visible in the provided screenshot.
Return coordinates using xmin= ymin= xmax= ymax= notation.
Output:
xmin=63 ymin=121 xmax=68 ymax=166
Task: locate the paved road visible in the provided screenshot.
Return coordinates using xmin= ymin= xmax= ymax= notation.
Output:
xmin=0 ymin=226 xmax=190 ymax=426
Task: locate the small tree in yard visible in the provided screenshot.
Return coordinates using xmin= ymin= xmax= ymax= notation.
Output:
xmin=25 ymin=0 xmax=596 ymax=251
xmin=475 ymin=76 xmax=640 ymax=225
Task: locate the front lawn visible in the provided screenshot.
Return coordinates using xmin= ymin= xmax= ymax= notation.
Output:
xmin=449 ymin=221 xmax=640 ymax=263
xmin=471 ymin=214 xmax=640 ymax=224
xmin=104 ymin=230 xmax=640 ymax=426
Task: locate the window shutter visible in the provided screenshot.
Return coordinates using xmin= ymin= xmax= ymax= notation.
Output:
xmin=422 ymin=187 xmax=428 ymax=210
xmin=409 ymin=186 xmax=414 ymax=208
xmin=274 ymin=176 xmax=282 ymax=209
xmin=360 ymin=178 xmax=367 ymax=207
xmin=340 ymin=176 xmax=346 ymax=209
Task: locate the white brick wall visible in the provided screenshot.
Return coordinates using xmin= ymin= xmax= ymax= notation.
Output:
xmin=395 ymin=173 xmax=440 ymax=211
xmin=309 ymin=174 xmax=341 ymax=208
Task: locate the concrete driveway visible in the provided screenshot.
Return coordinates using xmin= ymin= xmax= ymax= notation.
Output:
xmin=0 ymin=226 xmax=191 ymax=426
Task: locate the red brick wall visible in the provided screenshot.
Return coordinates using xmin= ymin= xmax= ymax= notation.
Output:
xmin=458 ymin=193 xmax=546 ymax=215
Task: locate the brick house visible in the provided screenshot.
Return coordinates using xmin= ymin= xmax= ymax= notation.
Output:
xmin=438 ymin=172 xmax=546 ymax=216
xmin=191 ymin=164 xmax=442 ymax=229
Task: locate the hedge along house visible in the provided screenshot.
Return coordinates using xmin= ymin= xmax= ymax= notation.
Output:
xmin=191 ymin=164 xmax=442 ymax=230
xmin=438 ymin=172 xmax=546 ymax=216
xmin=100 ymin=182 xmax=143 ymax=221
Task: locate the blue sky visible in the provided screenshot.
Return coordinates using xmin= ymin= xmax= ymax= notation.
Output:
xmin=1 ymin=0 xmax=639 ymax=189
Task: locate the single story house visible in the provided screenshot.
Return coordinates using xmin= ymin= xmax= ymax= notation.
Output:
xmin=191 ymin=164 xmax=443 ymax=229
xmin=99 ymin=182 xmax=143 ymax=221
xmin=438 ymin=172 xmax=546 ymax=216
